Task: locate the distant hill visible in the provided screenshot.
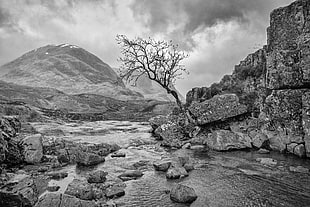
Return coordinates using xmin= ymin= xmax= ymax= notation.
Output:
xmin=0 ymin=44 xmax=142 ymax=100
xmin=114 ymin=68 xmax=185 ymax=102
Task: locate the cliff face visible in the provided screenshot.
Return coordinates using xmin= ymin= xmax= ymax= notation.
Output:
xmin=262 ymin=0 xmax=310 ymax=156
xmin=186 ymin=0 xmax=310 ymax=157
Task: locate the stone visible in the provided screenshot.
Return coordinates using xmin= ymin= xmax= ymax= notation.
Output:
xmin=188 ymin=94 xmax=248 ymax=125
xmin=118 ymin=170 xmax=143 ymax=181
xmin=65 ymin=179 xmax=94 ymax=200
xmin=105 ymin=185 xmax=125 ymax=199
xmin=287 ymin=143 xmax=298 ymax=154
xmin=154 ymin=123 xmax=186 ymax=148
xmin=149 ymin=115 xmax=169 ymax=131
xmin=0 ymin=132 xmax=7 ymax=163
xmin=294 ymin=144 xmax=306 ymax=157
xmin=22 ymin=134 xmax=43 ymax=164
xmin=206 ymin=130 xmax=252 ymax=151
xmin=76 ymin=151 xmax=105 ymax=166
xmin=34 ymin=193 xmax=98 ymax=207
xmin=257 ymin=149 xmax=270 ymax=154
xmin=251 ymin=133 xmax=268 ymax=148
xmin=153 ymin=161 xmax=171 ymax=172
xmin=170 ymin=184 xmax=197 ymax=204
xmin=256 ymin=158 xmax=277 ymax=166
xmin=190 ymin=145 xmax=205 ymax=150
xmin=166 ymin=167 xmax=188 ymax=179
xmin=111 ymin=152 xmax=126 ymax=158
xmin=184 ymin=163 xmax=194 ymax=172
xmin=289 ymin=166 xmax=309 ymax=173
xmin=47 ymin=172 xmax=68 ymax=179
xmin=87 ymin=170 xmax=108 ymax=183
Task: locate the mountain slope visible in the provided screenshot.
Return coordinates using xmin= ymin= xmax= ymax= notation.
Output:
xmin=0 ymin=44 xmax=142 ymax=100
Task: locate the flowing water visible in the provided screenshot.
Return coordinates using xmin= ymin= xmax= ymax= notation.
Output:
xmin=32 ymin=121 xmax=310 ymax=207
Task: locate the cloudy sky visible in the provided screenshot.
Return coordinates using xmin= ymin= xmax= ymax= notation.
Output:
xmin=0 ymin=0 xmax=294 ymax=95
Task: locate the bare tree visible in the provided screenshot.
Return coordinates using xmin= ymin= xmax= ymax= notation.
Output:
xmin=116 ymin=34 xmax=189 ymax=112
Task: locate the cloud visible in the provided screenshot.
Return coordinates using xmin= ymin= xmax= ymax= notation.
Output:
xmin=0 ymin=0 xmax=295 ymax=96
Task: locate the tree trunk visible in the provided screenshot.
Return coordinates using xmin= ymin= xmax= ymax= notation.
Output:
xmin=167 ymin=89 xmax=195 ymax=125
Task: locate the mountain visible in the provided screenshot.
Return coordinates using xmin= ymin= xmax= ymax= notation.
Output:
xmin=0 ymin=44 xmax=142 ymax=100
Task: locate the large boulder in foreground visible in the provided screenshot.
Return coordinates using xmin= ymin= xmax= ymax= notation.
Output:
xmin=22 ymin=134 xmax=43 ymax=164
xmin=189 ymin=94 xmax=248 ymax=125
xmin=206 ymin=130 xmax=252 ymax=151
xmin=170 ymin=184 xmax=197 ymax=204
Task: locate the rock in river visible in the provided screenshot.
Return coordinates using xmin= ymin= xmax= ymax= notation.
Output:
xmin=87 ymin=170 xmax=108 ymax=183
xmin=118 ymin=170 xmax=143 ymax=181
xmin=65 ymin=179 xmax=94 ymax=200
xmin=76 ymin=151 xmax=105 ymax=166
xmin=170 ymin=184 xmax=197 ymax=204
xmin=166 ymin=167 xmax=188 ymax=179
xmin=153 ymin=161 xmax=171 ymax=172
xmin=206 ymin=130 xmax=252 ymax=151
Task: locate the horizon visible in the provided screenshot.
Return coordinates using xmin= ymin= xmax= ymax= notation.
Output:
xmin=0 ymin=0 xmax=294 ymax=96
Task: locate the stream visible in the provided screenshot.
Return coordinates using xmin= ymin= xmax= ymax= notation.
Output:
xmin=31 ymin=120 xmax=310 ymax=207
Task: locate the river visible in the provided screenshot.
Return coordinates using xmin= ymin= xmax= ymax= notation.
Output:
xmin=31 ymin=120 xmax=310 ymax=207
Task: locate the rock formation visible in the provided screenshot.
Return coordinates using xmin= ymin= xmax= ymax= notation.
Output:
xmin=184 ymin=0 xmax=310 ymax=157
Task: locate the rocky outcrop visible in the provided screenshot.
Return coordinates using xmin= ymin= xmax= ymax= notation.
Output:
xmin=182 ymin=0 xmax=310 ymax=158
xmin=189 ymin=94 xmax=248 ymax=125
xmin=0 ymin=116 xmax=23 ymax=166
xmin=22 ymin=134 xmax=43 ymax=164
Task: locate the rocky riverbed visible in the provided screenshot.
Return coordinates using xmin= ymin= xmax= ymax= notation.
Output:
xmin=2 ymin=119 xmax=310 ymax=207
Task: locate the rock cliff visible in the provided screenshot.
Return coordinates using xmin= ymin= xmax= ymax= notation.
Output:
xmin=185 ymin=0 xmax=310 ymax=157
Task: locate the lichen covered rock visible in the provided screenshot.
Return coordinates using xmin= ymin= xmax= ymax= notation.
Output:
xmin=189 ymin=94 xmax=248 ymax=125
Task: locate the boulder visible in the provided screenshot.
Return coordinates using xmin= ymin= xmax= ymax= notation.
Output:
xmin=34 ymin=193 xmax=98 ymax=207
xmin=170 ymin=184 xmax=197 ymax=204
xmin=46 ymin=172 xmax=68 ymax=179
xmin=178 ymin=156 xmax=190 ymax=166
xmin=65 ymin=179 xmax=94 ymax=200
xmin=188 ymin=94 xmax=248 ymax=125
xmin=289 ymin=166 xmax=309 ymax=173
xmin=149 ymin=115 xmax=169 ymax=131
xmin=154 ymin=123 xmax=185 ymax=148
xmin=184 ymin=163 xmax=194 ymax=172
xmin=118 ymin=170 xmax=143 ymax=181
xmin=206 ymin=130 xmax=252 ymax=151
xmin=76 ymin=151 xmax=105 ymax=166
xmin=111 ymin=152 xmax=126 ymax=158
xmin=22 ymin=134 xmax=43 ymax=164
xmin=166 ymin=167 xmax=188 ymax=179
xmin=287 ymin=143 xmax=298 ymax=154
xmin=0 ymin=132 xmax=7 ymax=163
xmin=153 ymin=161 xmax=171 ymax=172
xmin=105 ymin=184 xmax=125 ymax=199
xmin=257 ymin=149 xmax=270 ymax=154
xmin=256 ymin=158 xmax=277 ymax=166
xmin=294 ymin=144 xmax=306 ymax=157
xmin=251 ymin=133 xmax=268 ymax=148
xmin=87 ymin=170 xmax=108 ymax=183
